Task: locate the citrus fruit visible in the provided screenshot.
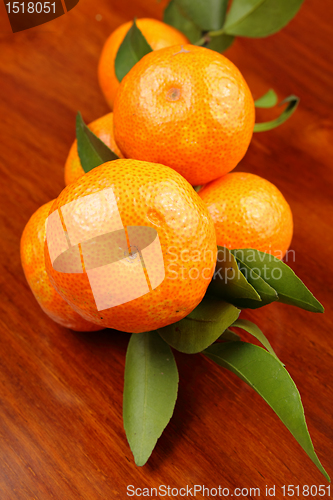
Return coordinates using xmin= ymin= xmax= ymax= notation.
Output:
xmin=98 ymin=18 xmax=189 ymax=109
xmin=45 ymin=159 xmax=217 ymax=333
xmin=64 ymin=112 xmax=123 ymax=186
xmin=20 ymin=200 xmax=103 ymax=331
xmin=198 ymin=172 xmax=293 ymax=258
xmin=113 ymin=44 xmax=255 ymax=186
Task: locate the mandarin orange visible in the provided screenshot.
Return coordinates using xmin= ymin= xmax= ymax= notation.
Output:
xmin=198 ymin=172 xmax=293 ymax=258
xmin=98 ymin=18 xmax=189 ymax=109
xmin=45 ymin=159 xmax=217 ymax=333
xmin=113 ymin=44 xmax=255 ymax=186
xmin=64 ymin=112 xmax=123 ymax=186
xmin=20 ymin=200 xmax=103 ymax=331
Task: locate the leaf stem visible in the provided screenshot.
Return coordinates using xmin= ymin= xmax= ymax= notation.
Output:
xmin=194 ymin=27 xmax=226 ymax=46
xmin=208 ymin=27 xmax=225 ymax=37
xmin=194 ymin=34 xmax=210 ymax=46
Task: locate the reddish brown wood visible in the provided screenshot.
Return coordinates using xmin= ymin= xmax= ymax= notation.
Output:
xmin=0 ymin=0 xmax=332 ymax=498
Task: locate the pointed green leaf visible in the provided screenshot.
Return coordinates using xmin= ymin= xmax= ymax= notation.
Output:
xmin=159 ymin=298 xmax=240 ymax=354
xmin=76 ymin=112 xmax=119 ymax=174
xmin=233 ymin=257 xmax=278 ymax=308
xmin=231 ymin=319 xmax=280 ymax=361
xmin=207 ymin=33 xmax=235 ymax=53
xmin=123 ymin=332 xmax=178 ymax=466
xmin=206 ymin=246 xmax=262 ymax=303
xmin=174 ymin=0 xmax=228 ymax=31
xmin=204 ymin=342 xmax=330 ymax=482
xmin=254 ymin=89 xmax=278 ymax=108
xmin=115 ymin=19 xmax=153 ymax=83
xmin=254 ymin=95 xmax=299 ymax=132
xmin=163 ymin=0 xmax=201 ymax=43
xmin=232 ymin=249 xmax=324 ymax=313
xmin=224 ymin=0 xmax=305 ymax=37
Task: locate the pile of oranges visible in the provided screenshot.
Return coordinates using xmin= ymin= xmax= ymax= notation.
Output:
xmin=21 ymin=18 xmax=293 ymax=334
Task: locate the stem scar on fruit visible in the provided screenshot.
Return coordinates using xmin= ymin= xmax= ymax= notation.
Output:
xmin=166 ymin=88 xmax=181 ymax=101
xmin=172 ymin=46 xmax=191 ymax=56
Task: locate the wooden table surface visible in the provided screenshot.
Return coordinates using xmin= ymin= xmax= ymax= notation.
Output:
xmin=0 ymin=0 xmax=332 ymax=498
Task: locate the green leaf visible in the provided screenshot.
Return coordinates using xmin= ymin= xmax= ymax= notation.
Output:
xmin=123 ymin=332 xmax=178 ymax=466
xmin=224 ymin=0 xmax=305 ymax=37
xmin=231 ymin=319 xmax=280 ymax=361
xmin=76 ymin=112 xmax=119 ymax=174
xmin=204 ymin=342 xmax=330 ymax=482
xmin=231 ymin=249 xmax=324 ymax=313
xmin=206 ymin=246 xmax=262 ymax=303
xmin=219 ymin=328 xmax=241 ymax=342
xmin=115 ymin=19 xmax=153 ymax=83
xmin=254 ymin=89 xmax=278 ymax=108
xmin=159 ymin=298 xmax=240 ymax=354
xmin=163 ymin=0 xmax=201 ymax=43
xmin=207 ymin=33 xmax=235 ymax=53
xmin=234 ymin=256 xmax=278 ymax=308
xmin=254 ymin=95 xmax=299 ymax=132
xmin=174 ymin=0 xmax=228 ymax=31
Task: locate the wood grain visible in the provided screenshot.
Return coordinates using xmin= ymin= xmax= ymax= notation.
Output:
xmin=0 ymin=0 xmax=332 ymax=498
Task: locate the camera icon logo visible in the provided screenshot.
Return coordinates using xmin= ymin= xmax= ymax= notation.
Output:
xmin=46 ymin=188 xmax=165 ymax=311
